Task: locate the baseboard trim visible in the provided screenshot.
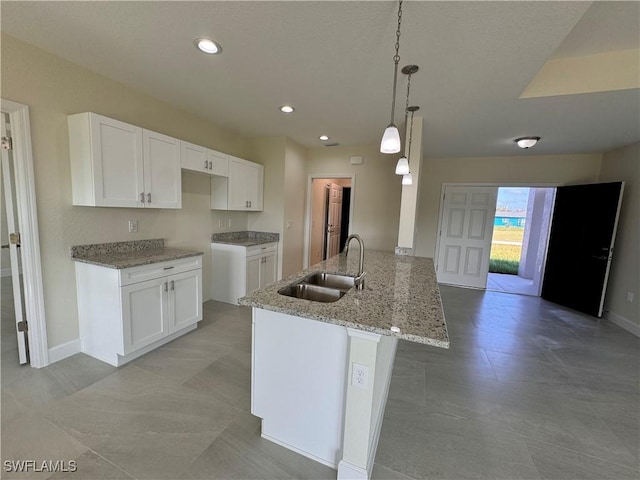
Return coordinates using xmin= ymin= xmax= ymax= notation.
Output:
xmin=47 ymin=338 xmax=81 ymax=364
xmin=604 ymin=311 xmax=639 ymax=337
xmin=261 ymin=432 xmax=337 ymax=469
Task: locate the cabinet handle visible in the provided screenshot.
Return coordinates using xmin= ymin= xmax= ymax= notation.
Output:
xmin=208 ymin=161 xmax=213 ymax=170
xmin=249 ymin=200 xmax=252 ymax=208
xmin=147 ymin=193 xmax=151 ymax=203
xmin=170 ymin=280 xmax=175 ymax=291
xmin=140 ymin=192 xmax=145 ymax=203
xmin=164 ymin=282 xmax=168 ymax=293
xmin=245 ymin=201 xmax=249 ymax=208
xmin=204 ymin=159 xmax=208 ymax=169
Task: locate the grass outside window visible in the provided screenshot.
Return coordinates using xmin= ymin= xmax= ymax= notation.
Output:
xmin=490 ymin=226 xmax=524 ymax=275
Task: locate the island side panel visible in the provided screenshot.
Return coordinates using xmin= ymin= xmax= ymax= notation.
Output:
xmin=251 ymin=308 xmax=349 ymax=468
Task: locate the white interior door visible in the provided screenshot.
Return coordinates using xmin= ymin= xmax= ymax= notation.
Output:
xmin=1 ymin=114 xmax=28 ymax=364
xmin=436 ymin=186 xmax=498 ymax=289
xmin=326 ymin=183 xmax=343 ymax=258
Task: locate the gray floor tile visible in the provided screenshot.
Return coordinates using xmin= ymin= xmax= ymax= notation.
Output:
xmin=47 ymin=450 xmax=135 ymax=480
xmin=42 ymin=365 xmax=239 ymax=479
xmin=525 ymin=438 xmax=639 ymax=480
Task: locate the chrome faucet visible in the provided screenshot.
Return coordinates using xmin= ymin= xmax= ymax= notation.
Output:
xmin=343 ymin=234 xmax=366 ymax=290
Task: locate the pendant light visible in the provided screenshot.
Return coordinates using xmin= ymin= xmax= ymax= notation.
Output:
xmin=380 ymin=1 xmax=404 ymax=154
xmin=395 ymin=65 xmax=418 ymax=175
xmin=401 ymin=106 xmax=419 ymax=186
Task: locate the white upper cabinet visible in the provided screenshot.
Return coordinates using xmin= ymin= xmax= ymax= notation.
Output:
xmin=68 ymin=112 xmax=181 ymax=208
xmin=181 ymin=141 xmax=229 ymax=177
xmin=143 ymin=130 xmax=181 ymax=209
xmin=211 ymin=155 xmax=263 ymax=211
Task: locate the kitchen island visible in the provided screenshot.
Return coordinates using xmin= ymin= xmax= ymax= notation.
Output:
xmin=239 ymin=250 xmax=448 ymax=480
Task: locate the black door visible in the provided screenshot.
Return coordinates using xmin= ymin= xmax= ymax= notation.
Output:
xmin=541 ymin=182 xmax=624 ymax=317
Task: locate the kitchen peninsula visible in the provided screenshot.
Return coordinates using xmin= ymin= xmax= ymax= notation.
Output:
xmin=239 ymin=249 xmax=448 ymax=480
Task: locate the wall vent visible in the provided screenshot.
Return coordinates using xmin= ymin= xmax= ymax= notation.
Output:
xmin=324 ymin=142 xmax=340 ymax=147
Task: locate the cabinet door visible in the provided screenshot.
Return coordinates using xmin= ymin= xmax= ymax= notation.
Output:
xmin=246 ymin=255 xmax=262 ymax=294
xmin=121 ymin=277 xmax=168 ymax=355
xmin=246 ymin=162 xmax=263 ymax=211
xmin=144 ymin=130 xmax=182 ymax=209
xmin=168 ymin=269 xmax=202 ymax=333
xmin=261 ymin=251 xmax=277 ymax=288
xmin=180 ymin=141 xmax=209 ymax=174
xmin=90 ymin=114 xmax=144 ymax=207
xmin=208 ymin=150 xmax=229 ymax=177
xmin=228 ymin=157 xmax=248 ymax=210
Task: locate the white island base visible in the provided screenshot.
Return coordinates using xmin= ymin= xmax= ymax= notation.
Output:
xmin=251 ymin=308 xmax=398 ymax=480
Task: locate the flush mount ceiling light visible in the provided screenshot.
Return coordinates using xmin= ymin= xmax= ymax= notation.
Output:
xmin=194 ymin=38 xmax=222 ymax=55
xmin=380 ymin=0 xmax=405 ymax=154
xmin=395 ymin=65 xmax=419 ymax=175
xmin=279 ymin=105 xmax=295 ymax=113
xmin=514 ymin=136 xmax=540 ymax=149
xmin=319 ymin=135 xmax=330 ymax=141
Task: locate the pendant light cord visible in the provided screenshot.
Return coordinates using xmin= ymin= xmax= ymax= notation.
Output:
xmin=389 ymin=1 xmax=403 ymax=125
xmin=403 ymin=71 xmax=413 ymax=156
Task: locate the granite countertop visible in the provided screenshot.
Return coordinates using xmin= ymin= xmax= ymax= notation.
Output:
xmin=239 ymin=250 xmax=449 ymax=348
xmin=70 ymin=239 xmax=203 ymax=269
xmin=211 ymin=231 xmax=279 ymax=247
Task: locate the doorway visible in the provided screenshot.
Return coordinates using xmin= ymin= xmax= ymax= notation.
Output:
xmin=487 ymin=187 xmax=555 ymax=296
xmin=308 ymin=177 xmax=352 ymax=267
xmin=1 ymin=99 xmax=47 ymax=367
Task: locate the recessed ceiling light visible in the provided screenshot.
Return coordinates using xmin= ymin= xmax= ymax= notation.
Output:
xmin=279 ymin=105 xmax=295 ymax=113
xmin=194 ymin=38 xmax=222 ymax=55
xmin=514 ymin=136 xmax=540 ymax=149
xmin=319 ymin=135 xmax=329 ymax=141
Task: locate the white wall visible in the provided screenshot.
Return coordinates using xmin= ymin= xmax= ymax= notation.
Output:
xmin=599 ymin=142 xmax=639 ymax=331
xmin=1 ymin=34 xmax=253 ymax=349
xmin=307 ymin=146 xmax=402 ymax=252
xmin=414 ymin=153 xmax=603 ymax=258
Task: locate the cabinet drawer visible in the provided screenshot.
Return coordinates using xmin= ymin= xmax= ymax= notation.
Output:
xmin=246 ymin=242 xmax=278 ymax=258
xmin=119 ymin=256 xmax=203 ymax=286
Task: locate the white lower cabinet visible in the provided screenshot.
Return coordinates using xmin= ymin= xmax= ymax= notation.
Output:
xmin=76 ymin=256 xmax=202 ymax=366
xmin=212 ymin=242 xmax=277 ymax=304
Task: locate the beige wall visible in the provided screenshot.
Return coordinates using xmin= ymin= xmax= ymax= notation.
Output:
xmin=599 ymin=142 xmax=639 ymax=328
xmin=1 ymin=34 xmax=256 ymax=348
xmin=414 ymin=153 xmax=603 ymax=258
xmin=247 ymin=136 xmax=286 ymax=278
xmin=282 ymin=139 xmax=307 ymax=276
xmin=307 ymin=146 xmax=401 ymax=252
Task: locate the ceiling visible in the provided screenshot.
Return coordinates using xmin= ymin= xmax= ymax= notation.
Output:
xmin=2 ymin=1 xmax=639 ymax=158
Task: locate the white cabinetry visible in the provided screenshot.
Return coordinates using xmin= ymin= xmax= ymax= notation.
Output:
xmin=75 ymin=256 xmax=202 ymax=366
xmin=211 ymin=156 xmax=263 ymax=211
xmin=180 ymin=141 xmax=229 ymax=177
xmin=68 ymin=112 xmax=181 ymax=208
xmin=211 ymin=242 xmax=277 ymax=304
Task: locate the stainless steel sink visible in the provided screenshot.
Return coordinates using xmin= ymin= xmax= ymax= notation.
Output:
xmin=278 ymin=284 xmax=345 ymax=303
xmin=304 ymin=272 xmax=355 ymax=291
xmin=278 ymin=271 xmax=355 ymax=302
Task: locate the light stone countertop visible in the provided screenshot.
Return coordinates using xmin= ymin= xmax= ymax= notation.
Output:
xmin=211 ymin=231 xmax=279 ymax=247
xmin=239 ymin=250 xmax=449 ymax=348
xmin=70 ymin=239 xmax=203 ymax=269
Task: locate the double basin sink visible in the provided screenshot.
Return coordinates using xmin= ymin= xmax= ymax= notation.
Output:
xmin=278 ymin=272 xmax=355 ymax=303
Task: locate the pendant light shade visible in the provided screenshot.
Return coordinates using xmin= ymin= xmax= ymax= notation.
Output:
xmin=381 ymin=125 xmax=402 ymax=154
xmin=402 ymin=172 xmax=413 ymax=185
xmin=395 ymin=156 xmax=410 ymax=175
xmin=380 ymin=1 xmax=404 ymax=154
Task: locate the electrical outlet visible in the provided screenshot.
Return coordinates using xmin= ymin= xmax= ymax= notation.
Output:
xmin=286 ymin=220 xmax=293 ymax=229
xmin=351 ymin=362 xmax=368 ymax=388
xmin=627 ymin=291 xmax=634 ymax=303
xmin=128 ymin=220 xmax=138 ymax=233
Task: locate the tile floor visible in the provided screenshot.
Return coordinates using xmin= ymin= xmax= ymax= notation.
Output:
xmin=487 ymin=272 xmax=538 ymax=296
xmin=2 ymin=277 xmax=639 ymax=479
